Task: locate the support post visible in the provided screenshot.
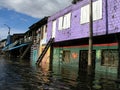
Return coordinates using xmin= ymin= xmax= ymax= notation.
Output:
xmin=88 ymin=0 xmax=93 ymax=74
xmin=49 ymin=45 xmax=53 ymax=71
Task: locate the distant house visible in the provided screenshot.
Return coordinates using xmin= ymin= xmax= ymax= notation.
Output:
xmin=30 ymin=17 xmax=50 ymax=70
xmin=12 ymin=33 xmax=24 ymax=43
xmin=0 ymin=39 xmax=6 ymax=48
xmin=46 ymin=0 xmax=120 ymax=78
xmin=1 ymin=33 xmax=28 ymax=57
xmin=0 ymin=39 xmax=6 ymax=54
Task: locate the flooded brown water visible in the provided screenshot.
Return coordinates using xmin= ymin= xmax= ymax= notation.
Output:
xmin=0 ymin=55 xmax=119 ymax=90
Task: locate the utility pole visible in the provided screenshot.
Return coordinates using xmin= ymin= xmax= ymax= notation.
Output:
xmin=72 ymin=0 xmax=93 ymax=73
xmin=4 ymin=24 xmax=11 ymax=57
xmin=4 ymin=24 xmax=11 ymax=46
xmin=88 ymin=0 xmax=93 ymax=74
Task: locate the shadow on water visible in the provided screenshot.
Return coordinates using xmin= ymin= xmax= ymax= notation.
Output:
xmin=0 ymin=55 xmax=119 ymax=90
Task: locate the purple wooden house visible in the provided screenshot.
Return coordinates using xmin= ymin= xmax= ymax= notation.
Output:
xmin=47 ymin=0 xmax=120 ymax=79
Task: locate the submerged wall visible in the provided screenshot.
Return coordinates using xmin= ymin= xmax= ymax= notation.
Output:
xmin=52 ymin=43 xmax=118 ymax=78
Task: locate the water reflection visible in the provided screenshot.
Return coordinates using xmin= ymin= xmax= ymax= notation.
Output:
xmin=0 ymin=55 xmax=119 ymax=90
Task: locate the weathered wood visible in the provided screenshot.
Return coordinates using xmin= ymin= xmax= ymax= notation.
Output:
xmin=36 ymin=38 xmax=54 ymax=65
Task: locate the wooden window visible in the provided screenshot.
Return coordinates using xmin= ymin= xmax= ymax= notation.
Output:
xmin=65 ymin=13 xmax=71 ymax=29
xmin=45 ymin=25 xmax=47 ymax=32
xmin=52 ymin=20 xmax=56 ymax=38
xmin=40 ymin=27 xmax=43 ymax=39
xmin=58 ymin=16 xmax=63 ymax=30
xmin=93 ymin=0 xmax=102 ymax=21
xmin=101 ymin=49 xmax=118 ymax=67
xmin=43 ymin=25 xmax=45 ymax=38
xmin=58 ymin=12 xmax=71 ymax=30
xmin=43 ymin=25 xmax=47 ymax=38
xmin=80 ymin=0 xmax=102 ymax=24
xmin=80 ymin=4 xmax=89 ymax=24
xmin=62 ymin=50 xmax=70 ymax=63
xmin=63 ymin=14 xmax=68 ymax=29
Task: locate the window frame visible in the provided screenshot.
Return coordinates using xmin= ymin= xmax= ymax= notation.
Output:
xmin=58 ymin=12 xmax=71 ymax=30
xmin=80 ymin=0 xmax=102 ymax=24
xmin=62 ymin=50 xmax=71 ymax=63
xmin=101 ymin=49 xmax=119 ymax=67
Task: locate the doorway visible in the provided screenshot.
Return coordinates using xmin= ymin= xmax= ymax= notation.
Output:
xmin=79 ymin=50 xmax=96 ymax=72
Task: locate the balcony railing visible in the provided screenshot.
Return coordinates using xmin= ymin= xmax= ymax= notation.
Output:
xmin=24 ymin=36 xmax=32 ymax=43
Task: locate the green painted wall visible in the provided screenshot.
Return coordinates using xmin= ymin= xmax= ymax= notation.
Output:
xmin=53 ymin=45 xmax=118 ymax=78
xmin=95 ymin=46 xmax=118 ymax=78
xmin=53 ymin=48 xmax=79 ymax=66
xmin=32 ymin=50 xmax=38 ymax=64
xmin=53 ymin=47 xmax=79 ymax=75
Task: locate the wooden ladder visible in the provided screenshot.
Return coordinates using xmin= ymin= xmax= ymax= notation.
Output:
xmin=36 ymin=38 xmax=54 ymax=65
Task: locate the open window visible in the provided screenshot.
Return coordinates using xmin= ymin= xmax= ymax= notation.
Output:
xmin=101 ymin=49 xmax=118 ymax=67
xmin=58 ymin=12 xmax=71 ymax=30
xmin=62 ymin=50 xmax=71 ymax=63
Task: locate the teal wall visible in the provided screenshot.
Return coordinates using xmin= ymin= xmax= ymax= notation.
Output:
xmin=32 ymin=50 xmax=38 ymax=64
xmin=53 ymin=47 xmax=79 ymax=66
xmin=53 ymin=47 xmax=80 ymax=75
xmin=53 ymin=45 xmax=118 ymax=78
xmin=95 ymin=46 xmax=118 ymax=79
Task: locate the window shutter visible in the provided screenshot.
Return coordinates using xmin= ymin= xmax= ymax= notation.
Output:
xmin=66 ymin=13 xmax=71 ymax=28
xmin=80 ymin=0 xmax=102 ymax=24
xmin=58 ymin=16 xmax=63 ymax=30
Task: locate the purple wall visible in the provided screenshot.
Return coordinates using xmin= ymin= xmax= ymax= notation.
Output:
xmin=108 ymin=0 xmax=120 ymax=34
xmin=47 ymin=0 xmax=120 ymax=42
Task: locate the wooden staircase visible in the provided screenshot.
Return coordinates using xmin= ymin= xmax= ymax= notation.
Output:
xmin=36 ymin=38 xmax=54 ymax=65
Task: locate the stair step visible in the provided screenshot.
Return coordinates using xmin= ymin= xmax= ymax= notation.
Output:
xmin=36 ymin=38 xmax=54 ymax=65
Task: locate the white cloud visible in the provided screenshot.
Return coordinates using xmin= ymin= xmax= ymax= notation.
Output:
xmin=0 ymin=0 xmax=73 ymax=18
xmin=0 ymin=0 xmax=73 ymax=40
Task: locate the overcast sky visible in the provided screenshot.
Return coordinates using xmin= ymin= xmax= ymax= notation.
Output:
xmin=0 ymin=0 xmax=72 ymax=40
xmin=0 ymin=0 xmax=72 ymax=18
